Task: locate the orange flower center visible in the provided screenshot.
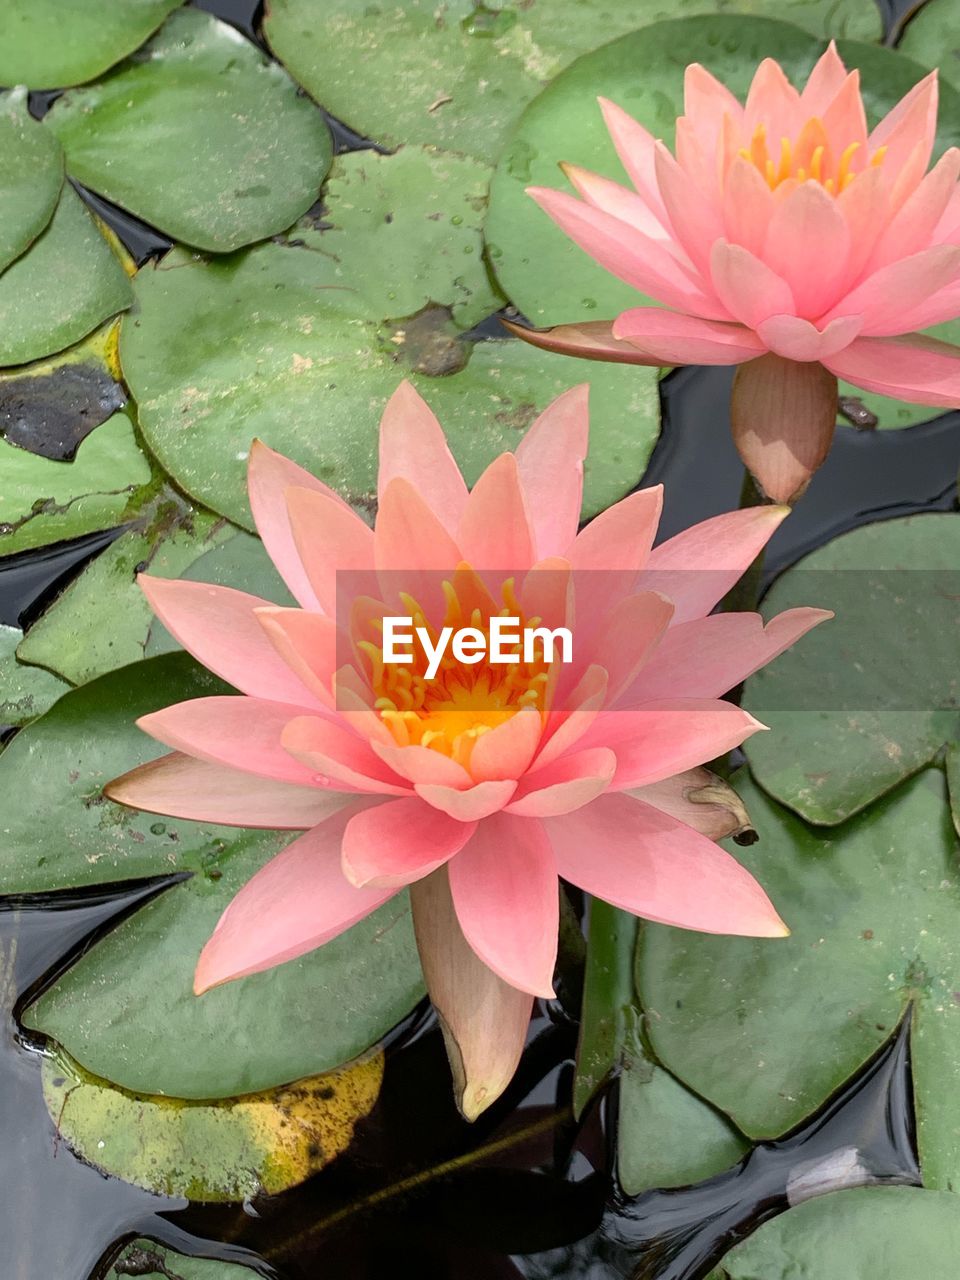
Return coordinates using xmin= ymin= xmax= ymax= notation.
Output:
xmin=739 ymin=119 xmax=887 ymax=194
xmin=357 ymin=570 xmax=551 ymax=768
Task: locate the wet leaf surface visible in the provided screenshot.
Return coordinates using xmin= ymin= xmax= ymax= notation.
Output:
xmin=120 ymin=238 xmax=659 ymax=529
xmin=263 ymin=0 xmax=879 ymax=163
xmin=0 ymin=183 xmax=133 ymax=367
xmin=0 ymin=0 xmax=183 ymax=90
xmin=42 ymin=1045 xmax=384 ymax=1201
xmin=709 ymin=1186 xmax=960 ymax=1279
xmin=744 ymin=514 xmax=960 ymax=828
xmin=0 ymin=88 xmax=63 ymax=274
xmin=46 ymin=8 xmax=333 ymax=253
xmin=0 ymin=623 xmax=69 ymax=727
xmin=0 ymin=411 xmax=152 ymax=558
xmin=107 ymin=1238 xmax=260 ymax=1279
xmin=640 ymin=769 xmax=960 ymax=1189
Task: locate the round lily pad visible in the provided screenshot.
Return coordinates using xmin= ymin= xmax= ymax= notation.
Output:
xmin=263 ymin=0 xmax=879 ymax=164
xmin=0 ymin=88 xmax=63 ymax=274
xmin=120 ymin=235 xmax=659 ymax=529
xmin=900 ymin=0 xmax=960 ymax=90
xmin=710 ymin=1187 xmax=960 ymax=1280
xmin=743 ymin=514 xmax=960 ymax=828
xmin=45 ymin=8 xmax=333 ymax=253
xmin=0 ymin=183 xmax=133 ymax=368
xmin=0 ymin=0 xmax=183 ymax=90
xmin=42 ymin=1046 xmax=383 ymax=1201
xmin=484 ymin=16 xmax=960 ymax=380
xmin=0 ymin=624 xmax=69 ymax=727
xmin=639 ymin=769 xmax=960 ymax=1190
xmin=108 ymin=1241 xmax=259 ymax=1280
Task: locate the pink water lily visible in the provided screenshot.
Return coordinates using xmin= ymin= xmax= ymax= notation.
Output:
xmin=106 ymin=382 xmax=829 ymax=1117
xmin=520 ymin=42 xmax=960 ymax=503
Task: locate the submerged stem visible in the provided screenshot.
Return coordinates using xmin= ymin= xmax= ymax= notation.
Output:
xmin=721 ymin=468 xmax=768 ymax=616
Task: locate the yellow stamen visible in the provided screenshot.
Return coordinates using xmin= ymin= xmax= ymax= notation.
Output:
xmin=732 ymin=112 xmax=876 ymax=198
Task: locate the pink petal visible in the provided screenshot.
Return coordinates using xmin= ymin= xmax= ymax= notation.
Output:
xmin=823 ymin=332 xmax=960 ymax=407
xmin=674 ymin=116 xmax=716 ymax=198
xmin=411 ymin=867 xmax=533 ymax=1120
xmin=584 ymin=590 xmax=675 ymax=705
xmin=584 ymin=699 xmax=765 ymax=789
xmin=763 ymin=183 xmax=851 ymax=319
xmin=104 ymin=752 xmax=351 ymax=829
xmin=544 ymin=793 xmax=788 ymax=937
xmin=535 ymin=663 xmax=608 ymax=771
xmin=138 ymin=696 xmax=317 ymax=785
xmin=526 ymin=186 xmax=728 ymax=319
xmin=505 ymin=747 xmax=615 ymax=817
xmin=457 ymin=453 xmax=535 ymax=572
xmin=468 ymin=708 xmax=542 ymax=783
xmin=414 ymin=779 xmax=517 ymax=821
xmin=449 ymin=813 xmax=558 ymax=997
xmin=514 ymin=384 xmax=589 ymax=559
xmin=824 ymin=243 xmax=960 ymax=337
xmin=889 ymin=277 xmax=960 ymax=333
xmin=869 ymin=70 xmax=938 ymax=180
xmin=519 ymin=556 xmax=573 ymax=634
xmin=561 ymin=162 xmax=671 ymax=241
xmin=371 ymin=741 xmax=473 ymax=789
xmin=285 ymin=485 xmax=375 ymax=618
xmin=374 ymin=476 xmax=463 ymax=621
xmin=623 ymin=607 xmax=833 ymax=704
xmin=683 ymin=64 xmax=745 ymax=158
xmin=654 ymin=141 xmax=723 ymax=275
xmin=139 ymin=575 xmax=322 ymax=708
xmin=254 ymin=606 xmax=339 ymax=708
xmin=341 ymin=797 xmax=475 ymax=888
xmin=744 ymin=59 xmax=803 ymax=144
xmin=612 ymin=309 xmax=766 ymax=364
xmin=194 ymin=804 xmax=393 ymax=993
xmin=640 ymin=506 xmax=790 ymax=624
xmin=821 ymin=71 xmax=868 ymax=158
xmin=633 ymin=767 xmax=755 ymax=842
xmin=503 ymin=316 xmax=666 ymax=365
xmin=710 ymin=241 xmax=795 ymax=328
xmin=722 ymin=157 xmax=776 ymax=257
xmin=836 ymin=166 xmax=890 ymax=288
xmin=731 ymin=353 xmax=838 ymax=504
xmin=568 ymin=485 xmax=663 ymax=576
xmin=378 ymin=381 xmax=468 ymax=539
xmin=799 ymin=42 xmax=849 ymax=115
xmin=755 ymin=314 xmax=862 ymax=362
xmin=247 ymin=440 xmax=352 ymax=612
xmin=282 ymin=715 xmax=410 ymax=794
xmin=597 ymin=96 xmax=670 ymax=223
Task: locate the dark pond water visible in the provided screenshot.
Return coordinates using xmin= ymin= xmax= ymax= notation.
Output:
xmin=1 ymin=0 xmax=952 ymax=1275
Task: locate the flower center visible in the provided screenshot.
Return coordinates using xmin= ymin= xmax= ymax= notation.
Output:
xmin=739 ymin=119 xmax=887 ymax=194
xmin=358 ymin=570 xmax=551 ymax=768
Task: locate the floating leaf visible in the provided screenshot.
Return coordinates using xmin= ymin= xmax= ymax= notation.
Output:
xmin=10 ymin=654 xmax=423 ymax=1096
xmin=709 ymin=1187 xmax=960 ymax=1280
xmin=0 ymin=0 xmax=183 ymax=90
xmin=42 ymin=1045 xmax=383 ymax=1201
xmin=0 ymin=184 xmax=133 ymax=367
xmin=263 ymin=0 xmax=879 ymax=164
xmin=899 ymin=0 xmax=960 ymax=89
xmin=16 ymin=488 xmax=235 ymax=685
xmin=743 ymin=514 xmax=960 ymax=828
xmin=321 ymin=147 xmax=505 ymax=330
xmin=0 ymin=624 xmax=69 ymax=727
xmin=120 ymin=238 xmax=659 ymax=530
xmin=640 ymin=769 xmax=960 ymax=1190
xmin=0 ymin=320 xmax=125 ymax=460
xmin=0 ymin=412 xmax=152 ymax=557
xmin=0 ymin=88 xmax=63 ymax=274
xmin=45 ymin=8 xmax=333 ymax=253
xmin=108 ymin=1239 xmax=260 ymax=1280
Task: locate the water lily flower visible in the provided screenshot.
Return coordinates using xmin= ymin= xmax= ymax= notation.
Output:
xmin=106 ymin=382 xmax=829 ymax=1118
xmin=519 ymin=43 xmax=960 ymax=503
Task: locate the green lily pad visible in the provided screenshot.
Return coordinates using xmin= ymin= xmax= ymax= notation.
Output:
xmin=0 ymin=411 xmax=152 ymax=557
xmin=484 ymin=16 xmax=960 ymax=390
xmin=710 ymin=1187 xmax=960 ymax=1280
xmin=0 ymin=625 xmax=69 ymax=727
xmin=46 ymin=8 xmax=333 ymax=253
xmin=12 ymin=653 xmax=423 ymax=1095
xmin=0 ymin=88 xmax=63 ymax=274
xmin=743 ymin=514 xmax=960 ymax=828
xmin=263 ymin=0 xmax=879 ymax=165
xmin=121 ymin=238 xmax=659 ymax=529
xmin=16 ymin=488 xmax=236 ymax=686
xmin=321 ymin=148 xmax=505 ymax=330
xmin=0 ymin=1 xmax=183 ymax=90
xmin=0 ymin=183 xmax=133 ymax=367
xmin=108 ymin=1240 xmax=260 ymax=1280
xmin=42 ymin=1045 xmax=384 ymax=1201
xmin=900 ymin=0 xmax=960 ymax=90
xmin=639 ymin=769 xmax=960 ymax=1190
